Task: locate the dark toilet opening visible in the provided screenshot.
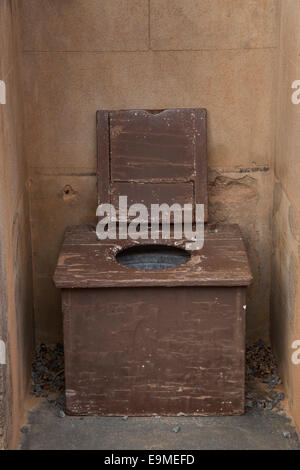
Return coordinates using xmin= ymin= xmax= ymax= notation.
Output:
xmin=116 ymin=244 xmax=191 ymax=270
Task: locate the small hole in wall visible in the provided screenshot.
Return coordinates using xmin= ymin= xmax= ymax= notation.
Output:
xmin=62 ymin=185 xmax=77 ymax=201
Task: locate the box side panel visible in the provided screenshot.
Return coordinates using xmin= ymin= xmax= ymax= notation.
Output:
xmin=63 ymin=286 xmax=246 ymax=416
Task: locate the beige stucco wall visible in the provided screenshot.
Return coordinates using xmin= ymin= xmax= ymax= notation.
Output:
xmin=19 ymin=0 xmax=279 ymax=343
xmin=271 ymin=0 xmax=300 ymax=433
xmin=0 ymin=0 xmax=34 ymax=449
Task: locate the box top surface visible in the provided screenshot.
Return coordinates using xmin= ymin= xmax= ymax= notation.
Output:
xmin=54 ymin=224 xmax=252 ymax=289
xmin=97 ymin=108 xmax=208 ymax=222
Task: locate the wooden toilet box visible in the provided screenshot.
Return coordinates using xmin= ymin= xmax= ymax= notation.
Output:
xmin=54 ymin=109 xmax=252 ymax=416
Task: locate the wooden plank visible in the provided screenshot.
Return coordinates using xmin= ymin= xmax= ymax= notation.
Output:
xmin=111 ymin=181 xmax=194 ymax=216
xmin=96 ymin=110 xmax=110 ymax=205
xmin=63 ymin=286 xmax=246 ymax=416
xmin=110 ymin=109 xmax=195 ymax=181
xmin=53 ymin=224 xmax=253 ymax=288
xmin=96 ymin=109 xmax=208 ymax=222
xmin=194 ymin=108 xmax=208 ymax=221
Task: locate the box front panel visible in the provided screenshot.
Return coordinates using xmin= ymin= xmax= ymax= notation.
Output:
xmin=62 ymin=286 xmax=246 ymax=416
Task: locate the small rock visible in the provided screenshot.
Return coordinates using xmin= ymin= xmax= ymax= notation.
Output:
xmin=58 ymin=410 xmax=65 ymax=418
xmin=172 ymin=426 xmax=181 ymax=433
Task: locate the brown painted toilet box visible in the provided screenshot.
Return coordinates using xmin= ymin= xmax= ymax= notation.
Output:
xmin=54 ymin=109 xmax=252 ymax=416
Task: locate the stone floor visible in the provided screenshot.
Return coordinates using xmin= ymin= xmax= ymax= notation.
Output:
xmin=20 ymin=399 xmax=300 ymax=450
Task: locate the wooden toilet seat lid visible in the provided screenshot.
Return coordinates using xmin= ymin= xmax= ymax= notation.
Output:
xmin=97 ymin=108 xmax=208 ymax=223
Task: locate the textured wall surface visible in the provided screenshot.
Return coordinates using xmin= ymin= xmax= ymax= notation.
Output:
xmin=19 ymin=0 xmax=279 ymax=343
xmin=0 ymin=0 xmax=34 ymax=449
xmin=271 ymin=0 xmax=300 ymax=434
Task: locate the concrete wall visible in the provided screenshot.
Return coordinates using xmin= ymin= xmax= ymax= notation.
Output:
xmin=0 ymin=0 xmax=34 ymax=449
xmin=19 ymin=0 xmax=279 ymax=343
xmin=271 ymin=0 xmax=300 ymax=433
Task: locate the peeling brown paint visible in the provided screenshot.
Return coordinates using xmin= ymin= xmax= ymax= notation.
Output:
xmin=60 ymin=283 xmax=249 ymax=416
xmin=54 ymin=224 xmax=252 ymax=289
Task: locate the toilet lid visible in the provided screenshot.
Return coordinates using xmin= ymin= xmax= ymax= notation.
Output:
xmin=97 ymin=108 xmax=208 ymax=223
